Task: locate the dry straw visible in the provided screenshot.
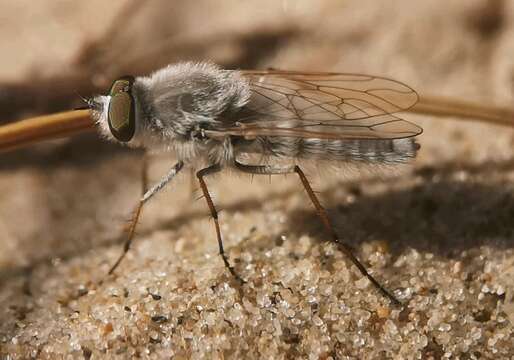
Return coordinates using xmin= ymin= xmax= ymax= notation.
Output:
xmin=0 ymin=95 xmax=513 ymax=153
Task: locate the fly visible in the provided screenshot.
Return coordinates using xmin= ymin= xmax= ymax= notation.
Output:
xmin=89 ymin=62 xmax=422 ymax=305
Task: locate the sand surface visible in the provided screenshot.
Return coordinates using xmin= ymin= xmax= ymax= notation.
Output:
xmin=1 ymin=1 xmax=514 ymax=358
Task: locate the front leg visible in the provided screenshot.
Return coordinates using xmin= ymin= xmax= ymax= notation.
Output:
xmin=196 ymin=164 xmax=245 ymax=284
xmin=108 ymin=160 xmax=184 ymax=275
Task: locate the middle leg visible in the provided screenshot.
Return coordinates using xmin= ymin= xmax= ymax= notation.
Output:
xmin=196 ymin=164 xmax=245 ymax=284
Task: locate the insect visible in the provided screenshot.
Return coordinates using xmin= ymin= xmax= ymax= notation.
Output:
xmin=87 ymin=61 xmax=422 ymax=305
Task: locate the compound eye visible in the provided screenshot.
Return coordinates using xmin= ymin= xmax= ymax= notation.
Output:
xmin=108 ymin=91 xmax=135 ymax=142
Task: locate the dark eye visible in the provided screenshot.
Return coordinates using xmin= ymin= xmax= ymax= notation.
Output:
xmin=108 ymin=91 xmax=135 ymax=142
xmin=107 ymin=76 xmax=136 ymax=142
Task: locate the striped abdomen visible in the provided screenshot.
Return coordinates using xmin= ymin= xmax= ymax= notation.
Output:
xmin=257 ymin=137 xmax=419 ymax=164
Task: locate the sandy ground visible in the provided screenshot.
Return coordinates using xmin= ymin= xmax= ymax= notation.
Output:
xmin=1 ymin=1 xmax=514 ymax=358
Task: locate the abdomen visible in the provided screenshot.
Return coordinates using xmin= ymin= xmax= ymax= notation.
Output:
xmin=255 ymin=136 xmax=419 ymax=165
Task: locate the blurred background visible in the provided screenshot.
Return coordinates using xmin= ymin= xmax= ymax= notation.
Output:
xmin=1 ymin=0 xmax=514 ymax=357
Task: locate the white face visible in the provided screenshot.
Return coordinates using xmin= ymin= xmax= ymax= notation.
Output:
xmin=92 ymin=95 xmax=113 ymax=140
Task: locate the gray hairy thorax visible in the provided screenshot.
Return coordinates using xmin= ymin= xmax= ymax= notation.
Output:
xmin=129 ymin=62 xmax=250 ymax=165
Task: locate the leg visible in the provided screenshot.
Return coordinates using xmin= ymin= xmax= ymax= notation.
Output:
xmin=108 ymin=160 xmax=184 ymax=275
xmin=234 ymin=161 xmax=400 ymax=305
xmin=196 ymin=164 xmax=245 ymax=283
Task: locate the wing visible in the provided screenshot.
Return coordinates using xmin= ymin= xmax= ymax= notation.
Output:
xmin=206 ymin=70 xmax=422 ymax=141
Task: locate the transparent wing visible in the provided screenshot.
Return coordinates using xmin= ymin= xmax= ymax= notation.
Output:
xmin=207 ymin=70 xmax=422 ymax=141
